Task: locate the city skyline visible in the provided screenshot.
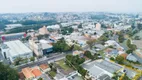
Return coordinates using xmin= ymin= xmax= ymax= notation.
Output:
xmin=0 ymin=0 xmax=142 ymax=13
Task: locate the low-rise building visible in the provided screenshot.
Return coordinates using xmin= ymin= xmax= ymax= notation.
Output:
xmin=39 ymin=64 xmax=51 ymax=73
xmin=0 ymin=40 xmax=33 ymax=63
xmin=126 ymin=54 xmax=137 ymax=62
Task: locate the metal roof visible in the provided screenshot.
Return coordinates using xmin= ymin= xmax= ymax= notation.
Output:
xmin=4 ymin=40 xmax=32 ymax=57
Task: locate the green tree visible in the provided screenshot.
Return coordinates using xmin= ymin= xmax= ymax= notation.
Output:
xmin=122 ymin=74 xmax=130 ymax=80
xmin=38 ymin=78 xmax=43 ymax=80
xmin=127 ymin=39 xmax=137 ymax=51
xmin=115 ymin=56 xmax=124 ymax=64
xmin=134 ymin=36 xmax=140 ymax=40
xmin=14 ymin=57 xmax=23 ymax=65
xmin=30 ymin=57 xmax=35 ymax=62
xmin=84 ymin=51 xmax=94 ymax=60
xmin=53 ymin=38 xmax=71 ymax=52
xmin=86 ymin=39 xmax=96 ymax=49
xmin=118 ymin=32 xmax=125 ymax=43
xmin=110 ymin=57 xmax=115 ymax=61
xmin=126 ymin=49 xmax=133 ymax=54
xmin=0 ymin=62 xmax=19 ymax=80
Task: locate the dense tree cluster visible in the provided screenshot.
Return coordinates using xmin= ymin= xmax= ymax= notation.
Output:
xmin=84 ymin=51 xmax=94 ymax=60
xmin=115 ymin=55 xmax=124 ymax=64
xmin=118 ymin=32 xmax=125 ymax=43
xmin=53 ymin=38 xmax=71 ymax=52
xmin=21 ymin=20 xmax=57 ymax=25
xmin=6 ymin=20 xmax=57 ymax=34
xmin=98 ymin=32 xmax=109 ymax=44
xmin=122 ymin=74 xmax=131 ymax=80
xmin=127 ymin=39 xmax=137 ymax=51
xmin=86 ymin=39 xmax=96 ymax=49
xmin=61 ymin=27 xmax=74 ymax=35
xmin=0 ymin=62 xmax=19 ymax=80
xmin=65 ymin=55 xmax=86 ymax=76
xmin=0 ymin=20 xmax=12 ymax=30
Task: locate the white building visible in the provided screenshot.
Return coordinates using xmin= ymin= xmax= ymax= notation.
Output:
xmin=5 ymin=24 xmax=22 ymax=31
xmin=47 ymin=25 xmax=60 ymax=30
xmin=0 ymin=40 xmax=33 ymax=63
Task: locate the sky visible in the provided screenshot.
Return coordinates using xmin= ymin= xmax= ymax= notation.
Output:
xmin=0 ymin=0 xmax=141 ymax=13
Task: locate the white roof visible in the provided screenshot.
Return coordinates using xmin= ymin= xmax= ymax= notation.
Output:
xmin=41 ymin=43 xmax=53 ymax=50
xmin=4 ymin=40 xmax=32 ymax=57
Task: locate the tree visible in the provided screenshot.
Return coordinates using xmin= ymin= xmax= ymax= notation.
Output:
xmin=78 ymin=66 xmax=87 ymax=77
xmin=127 ymin=39 xmax=137 ymax=51
xmin=122 ymin=74 xmax=130 ymax=80
xmin=38 ymin=78 xmax=43 ymax=80
xmin=86 ymin=39 xmax=96 ymax=49
xmin=134 ymin=36 xmax=140 ymax=40
xmin=30 ymin=57 xmax=35 ymax=62
xmin=84 ymin=51 xmax=94 ymax=60
xmin=126 ymin=49 xmax=133 ymax=54
xmin=53 ymin=38 xmax=71 ymax=52
xmin=115 ymin=56 xmax=124 ymax=64
xmin=0 ymin=62 xmax=19 ymax=80
xmin=14 ymin=57 xmax=23 ymax=65
xmin=118 ymin=32 xmax=125 ymax=43
xmin=110 ymin=57 xmax=115 ymax=61
xmin=72 ymin=45 xmax=82 ymax=51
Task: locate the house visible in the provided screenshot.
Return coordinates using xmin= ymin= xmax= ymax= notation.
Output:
xmin=126 ymin=54 xmax=137 ymax=62
xmin=39 ymin=64 xmax=51 ymax=72
xmin=105 ymin=40 xmax=124 ymax=50
xmin=82 ymin=60 xmax=123 ymax=80
xmin=21 ymin=67 xmax=42 ymax=80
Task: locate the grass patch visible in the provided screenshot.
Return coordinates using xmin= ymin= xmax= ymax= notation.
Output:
xmin=55 ymin=59 xmax=71 ymax=71
xmin=49 ymin=71 xmax=56 ymax=77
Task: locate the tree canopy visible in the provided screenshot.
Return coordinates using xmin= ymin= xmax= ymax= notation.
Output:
xmin=53 ymin=38 xmax=71 ymax=52
xmin=84 ymin=51 xmax=94 ymax=60
xmin=115 ymin=55 xmax=124 ymax=64
xmin=0 ymin=62 xmax=19 ymax=80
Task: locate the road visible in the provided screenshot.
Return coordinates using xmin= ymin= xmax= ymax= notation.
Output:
xmin=16 ymin=53 xmax=66 ymax=72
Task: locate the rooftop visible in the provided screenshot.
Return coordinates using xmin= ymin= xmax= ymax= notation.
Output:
xmin=39 ymin=64 xmax=49 ymax=70
xmin=2 ymin=40 xmax=32 ymax=57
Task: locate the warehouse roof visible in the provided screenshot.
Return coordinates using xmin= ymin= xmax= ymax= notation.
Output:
xmin=3 ymin=40 xmax=32 ymax=57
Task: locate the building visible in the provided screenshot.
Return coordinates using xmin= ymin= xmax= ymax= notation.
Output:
xmin=126 ymin=54 xmax=137 ymax=62
xmin=39 ymin=40 xmax=53 ymax=54
xmin=29 ymin=39 xmax=53 ymax=56
xmin=0 ymin=40 xmax=33 ymax=63
xmin=39 ymin=26 xmax=49 ymax=35
xmin=1 ymin=32 xmax=26 ymax=41
xmin=39 ymin=64 xmax=51 ymax=72
xmin=96 ymin=23 xmax=101 ymax=31
xmin=5 ymin=24 xmax=22 ymax=31
xmin=82 ymin=60 xmax=124 ymax=80
xmin=22 ymin=67 xmax=42 ymax=80
xmin=47 ymin=24 xmax=60 ymax=30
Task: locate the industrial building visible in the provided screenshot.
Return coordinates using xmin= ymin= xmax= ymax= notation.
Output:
xmin=1 ymin=32 xmax=26 ymax=41
xmin=0 ymin=40 xmax=33 ymax=63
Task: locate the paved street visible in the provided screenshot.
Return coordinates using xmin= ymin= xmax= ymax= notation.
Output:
xmin=17 ymin=53 xmax=66 ymax=72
